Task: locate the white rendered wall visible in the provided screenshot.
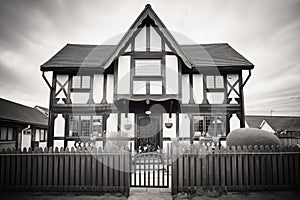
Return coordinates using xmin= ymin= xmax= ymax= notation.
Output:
xmin=165 ymin=55 xmax=178 ymax=95
xmin=162 ymin=113 xmax=176 ymax=138
xmin=21 ymin=132 xmax=31 ymax=149
xmin=181 ymin=75 xmax=190 ymax=103
xmin=54 ymin=114 xmax=65 ymax=137
xmin=117 ymin=56 xmax=131 ymax=94
xmin=106 ymin=75 xmax=114 ymax=103
xmin=179 ymin=114 xmax=190 ymax=137
xmin=120 ymin=113 xmax=135 ymax=137
xmin=93 ymin=74 xmax=103 ymax=103
xmin=230 ymin=114 xmax=240 ymax=132
xmin=193 ymin=74 xmax=203 ymax=103
xmin=106 ymin=113 xmax=118 ymax=137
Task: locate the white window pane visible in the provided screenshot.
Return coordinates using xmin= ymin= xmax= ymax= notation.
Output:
xmin=72 ymin=76 xmax=81 ymax=88
xmin=206 ymin=76 xmax=214 ymax=88
xmin=135 ymin=60 xmax=161 ymax=76
xmin=150 ymin=26 xmax=161 ymax=51
xmin=215 ymin=76 xmax=224 ymax=88
xmin=82 ymin=76 xmax=90 ymax=88
xmin=135 ymin=27 xmax=146 ymax=51
xmin=1 ymin=127 xmax=7 ymax=140
xmin=150 ymin=81 xmax=162 ymax=94
xmin=8 ymin=128 xmax=13 ymax=140
xmin=133 ymin=81 xmax=146 ymax=94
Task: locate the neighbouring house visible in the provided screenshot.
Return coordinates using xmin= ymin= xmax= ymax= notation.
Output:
xmin=246 ymin=115 xmax=300 ymax=145
xmin=0 ymin=98 xmax=48 ymax=150
xmin=41 ymin=4 xmax=254 ymax=150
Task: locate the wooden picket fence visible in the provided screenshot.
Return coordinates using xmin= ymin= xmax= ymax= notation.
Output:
xmin=0 ymin=147 xmax=131 ymax=196
xmin=171 ymin=145 xmax=300 ymax=194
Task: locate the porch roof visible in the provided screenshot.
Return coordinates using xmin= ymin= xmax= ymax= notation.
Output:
xmin=40 ymin=43 xmax=254 ymax=71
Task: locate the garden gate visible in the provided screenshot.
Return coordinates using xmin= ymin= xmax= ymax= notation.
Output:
xmin=130 ymin=146 xmax=171 ymax=188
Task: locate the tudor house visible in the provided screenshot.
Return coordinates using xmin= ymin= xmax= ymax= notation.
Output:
xmin=41 ymin=5 xmax=254 ymax=151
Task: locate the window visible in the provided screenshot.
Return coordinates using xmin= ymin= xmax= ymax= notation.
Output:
xmin=72 ymin=76 xmax=91 ymax=89
xmin=206 ymin=75 xmax=224 ymax=89
xmin=0 ymin=127 xmax=15 ymax=141
xmin=135 ymin=60 xmax=161 ymax=76
xmin=205 ymin=75 xmax=225 ymax=104
xmin=133 ymin=59 xmax=163 ymax=95
xmin=71 ymin=75 xmax=91 ymax=104
xmin=69 ymin=116 xmax=102 ymax=137
xmin=194 ymin=115 xmax=226 ymax=137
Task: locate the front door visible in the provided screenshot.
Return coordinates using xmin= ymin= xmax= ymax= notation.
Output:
xmin=136 ymin=115 xmax=161 ymax=152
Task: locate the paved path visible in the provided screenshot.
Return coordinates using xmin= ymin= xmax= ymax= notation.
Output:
xmin=128 ymin=188 xmax=172 ymax=200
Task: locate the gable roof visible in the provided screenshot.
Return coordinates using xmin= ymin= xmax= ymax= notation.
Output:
xmin=41 ymin=43 xmax=253 ymax=71
xmin=41 ymin=4 xmax=253 ymax=72
xmin=0 ymin=98 xmax=48 ymax=127
xmin=101 ymin=4 xmax=193 ymax=69
xmin=246 ymin=115 xmax=300 ymax=132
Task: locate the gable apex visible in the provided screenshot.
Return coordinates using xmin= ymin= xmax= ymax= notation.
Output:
xmin=101 ymin=4 xmax=193 ymax=69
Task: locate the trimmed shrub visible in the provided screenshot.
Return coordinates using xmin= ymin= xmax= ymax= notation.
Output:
xmin=227 ymin=128 xmax=281 ymax=147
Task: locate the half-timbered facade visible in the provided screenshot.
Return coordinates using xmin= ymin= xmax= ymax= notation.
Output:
xmin=41 ymin=5 xmax=254 ymax=150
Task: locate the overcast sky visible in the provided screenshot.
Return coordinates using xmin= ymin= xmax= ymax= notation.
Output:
xmin=0 ymin=0 xmax=299 ymax=116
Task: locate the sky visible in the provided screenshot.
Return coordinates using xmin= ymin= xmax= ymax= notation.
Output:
xmin=0 ymin=0 xmax=299 ymax=116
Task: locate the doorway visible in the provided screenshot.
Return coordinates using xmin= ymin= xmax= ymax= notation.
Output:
xmin=136 ymin=114 xmax=162 ymax=152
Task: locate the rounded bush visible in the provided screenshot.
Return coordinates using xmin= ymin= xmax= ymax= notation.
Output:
xmin=227 ymin=128 xmax=281 ymax=147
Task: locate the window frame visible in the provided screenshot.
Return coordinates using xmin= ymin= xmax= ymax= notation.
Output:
xmin=132 ymin=57 xmax=164 ymax=95
xmin=193 ymin=115 xmax=226 ymax=138
xmin=69 ymin=115 xmax=103 ymax=137
xmin=204 ymin=75 xmax=226 ymax=104
xmin=0 ymin=127 xmax=16 ymax=141
xmin=70 ymin=75 xmax=92 ymax=104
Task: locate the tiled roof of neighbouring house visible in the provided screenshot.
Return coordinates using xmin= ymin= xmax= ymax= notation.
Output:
xmin=246 ymin=115 xmax=300 ymax=132
xmin=40 ymin=43 xmax=254 ymax=71
xmin=0 ymin=98 xmax=48 ymax=126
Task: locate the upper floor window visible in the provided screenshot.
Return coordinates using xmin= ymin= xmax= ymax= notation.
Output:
xmin=135 ymin=59 xmax=161 ymax=76
xmin=70 ymin=75 xmax=92 ymax=104
xmin=205 ymin=75 xmax=225 ymax=104
xmin=206 ymin=75 xmax=224 ymax=89
xmin=133 ymin=59 xmax=163 ymax=95
xmin=72 ymin=76 xmax=91 ymax=89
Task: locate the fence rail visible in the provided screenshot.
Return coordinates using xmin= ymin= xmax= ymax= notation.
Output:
xmin=171 ymin=145 xmax=300 ymax=194
xmin=0 ymin=147 xmax=130 ymax=196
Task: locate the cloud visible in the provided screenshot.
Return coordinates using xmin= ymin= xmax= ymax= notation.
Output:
xmin=0 ymin=0 xmax=299 ymax=115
